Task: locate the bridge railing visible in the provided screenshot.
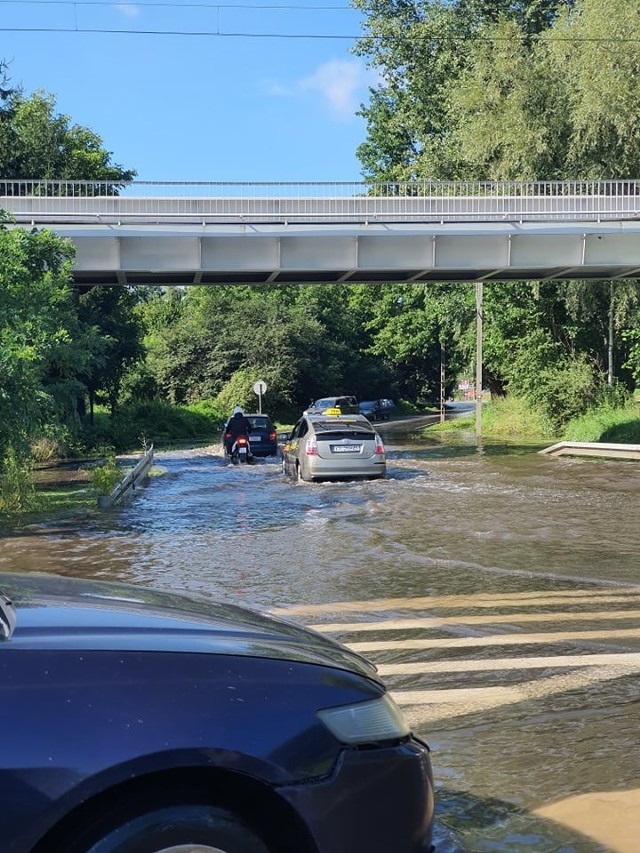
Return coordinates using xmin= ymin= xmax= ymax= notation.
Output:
xmin=2 ymin=179 xmax=640 ymax=223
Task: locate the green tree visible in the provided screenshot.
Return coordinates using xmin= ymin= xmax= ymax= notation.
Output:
xmin=352 ymin=0 xmax=570 ymax=182
xmin=0 ymin=223 xmax=76 ymax=480
xmin=0 ymin=87 xmax=135 ymax=187
xmin=75 ymin=285 xmax=145 ymax=418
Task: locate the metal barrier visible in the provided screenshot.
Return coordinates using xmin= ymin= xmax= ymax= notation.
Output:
xmin=97 ymin=444 xmax=154 ymax=509
xmin=2 ymin=179 xmax=640 ymax=223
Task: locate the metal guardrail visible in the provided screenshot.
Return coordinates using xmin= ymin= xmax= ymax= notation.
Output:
xmin=97 ymin=444 xmax=154 ymax=509
xmin=2 ymin=179 xmax=640 ymax=223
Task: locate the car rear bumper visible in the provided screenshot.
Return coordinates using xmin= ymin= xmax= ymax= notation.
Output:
xmin=308 ymin=459 xmax=386 ymax=479
xmin=278 ymin=738 xmax=434 ymax=853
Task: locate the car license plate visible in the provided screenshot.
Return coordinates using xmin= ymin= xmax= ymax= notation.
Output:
xmin=331 ymin=444 xmax=361 ymax=453
xmin=250 ymin=434 xmax=262 ymax=441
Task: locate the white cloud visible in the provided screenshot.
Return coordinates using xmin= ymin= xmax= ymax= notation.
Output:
xmin=261 ymin=59 xmax=377 ymax=122
xmin=300 ymin=59 xmax=372 ymax=121
xmin=113 ymin=4 xmax=140 ymax=18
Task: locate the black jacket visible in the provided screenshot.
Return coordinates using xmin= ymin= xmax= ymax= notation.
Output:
xmin=226 ymin=412 xmax=251 ymax=439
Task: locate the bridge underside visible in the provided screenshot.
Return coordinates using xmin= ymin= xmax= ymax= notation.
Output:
xmin=17 ymin=221 xmax=640 ymax=285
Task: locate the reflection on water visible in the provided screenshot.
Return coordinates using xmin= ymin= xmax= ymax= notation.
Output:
xmin=2 ymin=423 xmax=639 ymax=852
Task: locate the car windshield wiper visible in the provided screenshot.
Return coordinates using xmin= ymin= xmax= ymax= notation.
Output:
xmin=0 ymin=591 xmax=17 ymax=640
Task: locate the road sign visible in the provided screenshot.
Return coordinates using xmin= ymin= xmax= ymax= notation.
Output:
xmin=253 ymin=380 xmax=267 ymax=413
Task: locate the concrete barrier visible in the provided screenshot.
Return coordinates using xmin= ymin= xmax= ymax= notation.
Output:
xmin=539 ymin=441 xmax=640 ymax=460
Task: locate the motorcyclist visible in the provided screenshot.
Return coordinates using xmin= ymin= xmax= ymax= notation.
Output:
xmin=224 ymin=406 xmax=252 ymax=456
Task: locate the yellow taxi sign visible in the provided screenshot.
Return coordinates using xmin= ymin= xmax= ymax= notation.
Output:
xmin=323 ymin=407 xmax=342 ymax=416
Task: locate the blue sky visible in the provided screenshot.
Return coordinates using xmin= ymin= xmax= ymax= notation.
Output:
xmin=3 ymin=1 xmax=377 ymax=182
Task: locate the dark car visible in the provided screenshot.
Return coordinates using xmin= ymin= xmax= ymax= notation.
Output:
xmin=244 ymin=413 xmax=278 ymax=457
xmin=222 ymin=413 xmax=278 ymax=458
xmin=0 ymin=572 xmax=434 ymax=853
xmin=360 ymin=399 xmax=395 ymax=421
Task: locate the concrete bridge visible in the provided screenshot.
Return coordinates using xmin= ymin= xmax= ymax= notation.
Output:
xmin=3 ymin=179 xmax=640 ymax=285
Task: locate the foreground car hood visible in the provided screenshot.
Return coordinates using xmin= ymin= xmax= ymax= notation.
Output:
xmin=0 ymin=572 xmax=379 ymax=680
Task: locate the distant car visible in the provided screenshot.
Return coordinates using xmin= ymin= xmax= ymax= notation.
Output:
xmin=359 ymin=400 xmax=384 ymax=421
xmin=305 ymin=395 xmax=359 ymax=415
xmin=281 ymin=411 xmax=386 ymax=482
xmin=359 ymin=399 xmax=395 ymax=421
xmin=244 ymin=412 xmax=278 ymax=457
xmin=0 ymin=571 xmax=434 ymax=853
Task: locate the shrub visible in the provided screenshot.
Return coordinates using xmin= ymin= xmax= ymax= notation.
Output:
xmin=90 ymin=456 xmax=121 ymax=496
xmin=0 ymin=446 xmax=36 ymax=513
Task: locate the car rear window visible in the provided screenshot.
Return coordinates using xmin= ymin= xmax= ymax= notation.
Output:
xmin=313 ymin=422 xmax=375 ymax=440
xmin=247 ymin=417 xmax=271 ymax=430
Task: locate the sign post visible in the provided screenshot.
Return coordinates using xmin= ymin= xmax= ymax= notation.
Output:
xmin=253 ymin=379 xmax=267 ymax=414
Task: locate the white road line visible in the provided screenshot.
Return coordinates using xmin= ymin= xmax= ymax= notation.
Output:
xmin=270 ymin=587 xmax=640 ymax=617
xmin=309 ymin=609 xmax=640 ymax=632
xmin=376 ymin=651 xmax=640 ymax=676
xmin=348 ymin=627 xmax=640 ymax=651
xmin=392 ymin=664 xmax=640 ymax=721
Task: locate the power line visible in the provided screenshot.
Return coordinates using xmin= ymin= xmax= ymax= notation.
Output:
xmin=0 ymin=1 xmax=637 ymax=43
xmin=0 ymin=0 xmax=354 ymax=8
xmin=1 ymin=23 xmax=638 ymax=42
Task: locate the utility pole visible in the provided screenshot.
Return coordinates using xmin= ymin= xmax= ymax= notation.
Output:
xmin=440 ymin=340 xmax=446 ymax=423
xmin=475 ymin=281 xmax=483 ymax=440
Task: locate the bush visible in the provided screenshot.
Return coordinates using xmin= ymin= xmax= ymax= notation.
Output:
xmin=0 ymin=446 xmax=36 ymax=513
xmin=90 ymin=456 xmax=121 ymax=496
xmin=79 ymin=399 xmax=226 ymax=453
xmin=482 ymin=396 xmax=551 ymax=439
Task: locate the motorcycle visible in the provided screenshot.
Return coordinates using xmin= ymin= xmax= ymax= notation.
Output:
xmin=229 ymin=434 xmax=253 ymax=465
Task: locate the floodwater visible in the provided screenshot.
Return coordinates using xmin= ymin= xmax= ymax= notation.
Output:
xmin=2 ymin=415 xmax=639 ymax=852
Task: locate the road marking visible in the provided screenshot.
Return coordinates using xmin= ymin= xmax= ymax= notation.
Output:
xmin=309 ymin=609 xmax=640 ymax=632
xmin=348 ymin=627 xmax=640 ymax=651
xmin=270 ymin=587 xmax=640 ymax=617
xmin=393 ymin=663 xmax=640 ymax=721
xmin=376 ymin=651 xmax=640 ymax=676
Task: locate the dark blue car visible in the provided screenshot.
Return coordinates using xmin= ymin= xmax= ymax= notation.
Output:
xmin=0 ymin=572 xmax=435 ymax=853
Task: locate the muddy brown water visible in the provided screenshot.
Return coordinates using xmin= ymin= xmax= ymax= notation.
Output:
xmin=2 ymin=416 xmax=639 ymax=852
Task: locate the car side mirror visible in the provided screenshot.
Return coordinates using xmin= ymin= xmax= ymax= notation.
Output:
xmin=278 ymin=432 xmax=290 ymax=442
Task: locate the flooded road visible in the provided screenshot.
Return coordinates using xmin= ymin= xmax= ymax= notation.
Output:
xmin=2 ymin=417 xmax=640 ymax=852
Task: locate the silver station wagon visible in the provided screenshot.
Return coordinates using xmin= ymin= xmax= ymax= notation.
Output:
xmin=282 ymin=412 xmax=386 ymax=481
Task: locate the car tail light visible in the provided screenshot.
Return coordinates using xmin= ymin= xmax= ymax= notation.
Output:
xmin=269 ymin=430 xmax=277 ymax=441
xmin=224 ymin=431 xmax=231 ymax=439
xmin=305 ymin=435 xmax=318 ymax=456
xmin=375 ymin=434 xmax=385 ymax=455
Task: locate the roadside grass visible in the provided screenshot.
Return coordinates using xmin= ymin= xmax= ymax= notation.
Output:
xmin=563 ymin=401 xmax=640 ymax=443
xmin=0 ymin=484 xmax=96 ymax=528
xmin=428 ymin=395 xmax=640 ymax=444
xmin=428 ymin=396 xmax=552 ymax=440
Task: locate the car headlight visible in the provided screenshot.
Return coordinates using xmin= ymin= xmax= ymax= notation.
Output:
xmin=317 ymin=694 xmax=411 ymax=745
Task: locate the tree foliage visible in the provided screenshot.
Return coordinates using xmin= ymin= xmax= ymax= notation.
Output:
xmin=0 ymin=82 xmax=135 ymax=185
xmin=0 ymin=224 xmax=76 ymax=470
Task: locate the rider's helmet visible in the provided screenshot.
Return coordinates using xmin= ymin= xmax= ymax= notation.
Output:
xmin=232 ymin=406 xmax=244 ymax=415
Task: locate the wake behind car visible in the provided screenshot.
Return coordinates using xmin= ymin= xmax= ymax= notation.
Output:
xmin=282 ymin=412 xmax=387 ymax=482
xmin=0 ymin=571 xmax=433 ymax=853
